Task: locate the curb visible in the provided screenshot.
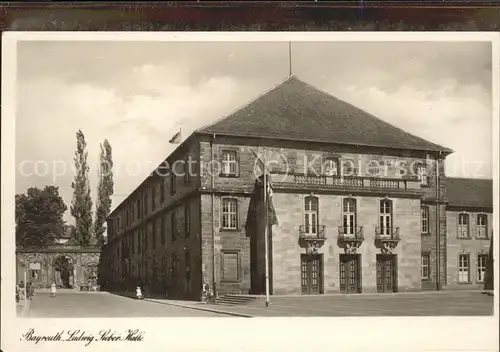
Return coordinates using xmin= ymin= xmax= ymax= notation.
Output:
xmin=144 ymin=299 xmax=253 ymax=318
xmin=109 ymin=292 xmax=252 ymax=317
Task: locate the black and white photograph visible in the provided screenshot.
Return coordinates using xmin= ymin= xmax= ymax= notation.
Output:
xmin=2 ymin=32 xmax=498 ymax=351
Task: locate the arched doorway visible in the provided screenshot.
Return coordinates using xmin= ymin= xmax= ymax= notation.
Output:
xmin=83 ymin=262 xmax=99 ymax=290
xmin=54 ymin=255 xmax=74 ymax=288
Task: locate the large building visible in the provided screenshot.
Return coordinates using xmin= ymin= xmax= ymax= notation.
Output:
xmin=101 ymin=76 xmax=493 ymax=299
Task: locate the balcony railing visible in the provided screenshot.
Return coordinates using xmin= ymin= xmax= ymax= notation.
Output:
xmin=338 ymin=226 xmax=364 ymax=241
xmin=299 ymin=225 xmax=326 ymax=240
xmin=272 ymin=172 xmax=421 ymax=192
xmin=375 ymin=227 xmax=401 ymax=241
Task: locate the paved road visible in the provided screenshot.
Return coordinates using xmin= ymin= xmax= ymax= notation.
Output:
xmin=19 ymin=291 xmax=225 ymax=318
xmin=154 ymin=291 xmax=494 ymax=317
xmin=17 ymin=290 xmax=493 ymax=317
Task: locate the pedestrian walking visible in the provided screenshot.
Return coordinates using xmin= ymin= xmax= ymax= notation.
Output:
xmin=26 ymin=282 xmax=33 ymax=300
xmin=19 ymin=281 xmax=25 ymax=301
xmin=50 ymin=282 xmax=57 ymax=297
xmin=136 ymin=286 xmax=143 ymax=300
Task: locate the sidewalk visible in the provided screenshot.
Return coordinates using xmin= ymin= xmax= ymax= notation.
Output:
xmin=110 ymin=291 xmax=252 ymax=317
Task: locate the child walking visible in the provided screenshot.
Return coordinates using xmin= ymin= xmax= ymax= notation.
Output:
xmin=136 ymin=286 xmax=143 ymax=300
xmin=50 ymin=282 xmax=57 ymax=297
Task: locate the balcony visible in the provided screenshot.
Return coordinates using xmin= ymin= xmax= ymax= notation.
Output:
xmin=338 ymin=226 xmax=364 ymax=254
xmin=270 ymin=172 xmax=422 ymax=196
xmin=374 ymin=227 xmax=401 ymax=254
xmin=299 ymin=225 xmax=326 ymax=254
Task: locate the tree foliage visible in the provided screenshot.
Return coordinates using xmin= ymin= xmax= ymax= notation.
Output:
xmin=16 ymin=186 xmax=67 ymax=248
xmin=70 ymin=129 xmax=94 ymax=247
xmin=94 ymin=139 xmax=114 ymax=246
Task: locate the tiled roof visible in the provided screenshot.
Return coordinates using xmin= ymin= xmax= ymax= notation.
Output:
xmin=198 ymin=76 xmax=453 ymax=153
xmin=446 ymin=178 xmax=493 ymax=209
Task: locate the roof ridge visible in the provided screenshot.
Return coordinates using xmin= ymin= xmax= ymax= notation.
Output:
xmin=196 ymin=75 xmax=296 ymax=134
xmin=296 ymin=79 xmax=453 ymax=154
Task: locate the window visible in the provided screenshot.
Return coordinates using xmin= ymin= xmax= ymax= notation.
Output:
xmin=477 ymin=214 xmax=487 ymax=238
xmin=29 ymin=262 xmax=41 ymax=281
xmin=477 ymin=254 xmax=488 ymax=282
xmin=379 ymin=199 xmax=393 ymax=236
xmin=172 ymin=255 xmax=177 ymax=283
xmin=221 ymin=150 xmax=238 ymax=176
xmin=458 ymin=213 xmax=470 ymax=238
xmin=152 ymin=220 xmax=156 ymax=250
xmin=161 ymin=216 xmax=166 ymax=246
xmin=152 ymin=186 xmax=156 ymax=211
xmin=421 ymin=206 xmax=429 ymax=234
xmin=185 ymin=249 xmax=191 ymax=283
xmin=221 ymin=251 xmax=239 ymax=282
xmin=323 ymin=158 xmax=339 ymax=176
xmin=170 ymin=172 xmax=176 ymax=195
xmin=185 ymin=205 xmax=190 ymax=236
xmin=416 ymin=162 xmax=428 ymax=186
xmin=421 ymin=254 xmax=430 ymax=279
xmin=184 ymin=156 xmax=191 ymax=184
xmin=458 ymin=254 xmax=470 ymax=283
xmin=304 ymin=196 xmax=319 ymax=235
xmin=342 ymin=198 xmax=356 ymax=235
xmin=221 ymin=199 xmax=238 ymax=230
xmin=342 ymin=159 xmax=358 ymax=177
xmin=160 ymin=182 xmax=165 ymax=203
xmin=171 ymin=212 xmax=177 ymax=241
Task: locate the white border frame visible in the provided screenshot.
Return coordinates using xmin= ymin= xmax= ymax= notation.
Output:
xmin=2 ymin=32 xmax=499 ymax=352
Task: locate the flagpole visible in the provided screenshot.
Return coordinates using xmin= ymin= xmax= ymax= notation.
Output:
xmin=263 ymin=150 xmax=270 ymax=308
xmin=288 ymin=42 xmax=292 ymax=76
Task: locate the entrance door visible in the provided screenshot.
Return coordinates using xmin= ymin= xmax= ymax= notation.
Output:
xmin=339 ymin=254 xmax=361 ymax=293
xmin=301 ymin=254 xmax=323 ymax=294
xmin=376 ymin=254 xmax=397 ymax=293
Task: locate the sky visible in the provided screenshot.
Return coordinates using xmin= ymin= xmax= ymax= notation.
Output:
xmin=15 ymin=40 xmax=493 ymax=223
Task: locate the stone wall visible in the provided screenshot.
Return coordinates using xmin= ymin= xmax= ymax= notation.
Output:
xmin=16 ymin=249 xmax=100 ymax=289
xmin=271 ymin=193 xmax=422 ymax=294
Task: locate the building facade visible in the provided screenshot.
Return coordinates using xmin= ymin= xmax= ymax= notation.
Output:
xmin=445 ymin=178 xmax=493 ymax=289
xmin=102 ymin=76 xmax=492 ymax=299
xmin=16 ymin=226 xmax=101 ymax=289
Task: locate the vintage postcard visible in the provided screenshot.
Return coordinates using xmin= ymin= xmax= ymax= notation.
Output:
xmin=2 ymin=32 xmax=499 ymax=351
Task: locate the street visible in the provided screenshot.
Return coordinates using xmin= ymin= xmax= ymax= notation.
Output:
xmin=17 ymin=291 xmax=225 ymax=318
xmin=16 ymin=290 xmax=493 ymax=318
xmin=150 ymin=291 xmax=494 ymax=317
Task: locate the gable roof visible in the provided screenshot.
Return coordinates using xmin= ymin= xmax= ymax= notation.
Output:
xmin=446 ymin=178 xmax=493 ymax=209
xmin=198 ymin=76 xmax=453 ymax=154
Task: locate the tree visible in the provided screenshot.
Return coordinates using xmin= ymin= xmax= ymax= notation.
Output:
xmin=16 ymin=186 xmax=67 ymax=248
xmin=70 ymin=129 xmax=94 ymax=247
xmin=94 ymin=139 xmax=114 ymax=246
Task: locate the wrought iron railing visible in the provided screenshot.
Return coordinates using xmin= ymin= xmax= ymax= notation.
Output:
xmin=338 ymin=226 xmax=364 ymax=241
xmin=375 ymin=227 xmax=401 ymax=241
xmin=299 ymin=225 xmax=326 ymax=240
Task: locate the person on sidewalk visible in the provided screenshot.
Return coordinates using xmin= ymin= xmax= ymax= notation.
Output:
xmin=50 ymin=281 xmax=57 ymax=297
xmin=19 ymin=281 xmax=25 ymax=301
xmin=136 ymin=286 xmax=143 ymax=300
xmin=26 ymin=282 xmax=33 ymax=300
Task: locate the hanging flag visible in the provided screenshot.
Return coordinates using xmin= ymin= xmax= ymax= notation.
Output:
xmin=169 ymin=130 xmax=181 ymax=144
xmin=252 ymin=148 xmax=278 ymax=227
xmin=251 ymin=149 xmax=266 ymax=175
